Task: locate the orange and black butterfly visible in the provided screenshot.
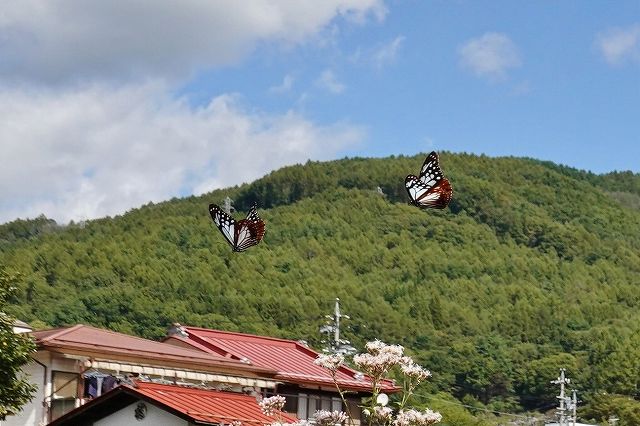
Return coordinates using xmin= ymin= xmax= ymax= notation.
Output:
xmin=209 ymin=203 xmax=265 ymax=252
xmin=405 ymin=151 xmax=452 ymax=209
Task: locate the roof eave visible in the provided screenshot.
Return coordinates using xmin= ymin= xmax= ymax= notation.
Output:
xmin=39 ymin=343 xmax=277 ymax=377
xmin=276 ymin=375 xmax=401 ymax=394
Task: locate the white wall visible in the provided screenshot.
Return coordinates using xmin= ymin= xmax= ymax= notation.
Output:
xmin=94 ymin=401 xmax=187 ymax=426
xmin=1 ymin=361 xmax=45 ymax=426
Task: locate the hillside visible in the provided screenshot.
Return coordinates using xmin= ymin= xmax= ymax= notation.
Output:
xmin=2 ymin=152 xmax=640 ymax=422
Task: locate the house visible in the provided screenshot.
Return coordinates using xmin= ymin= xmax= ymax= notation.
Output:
xmin=47 ymin=380 xmax=299 ymax=426
xmin=164 ymin=325 xmax=398 ymax=422
xmin=3 ymin=323 xmax=394 ymax=426
xmin=1 ymin=324 xmax=278 ymax=426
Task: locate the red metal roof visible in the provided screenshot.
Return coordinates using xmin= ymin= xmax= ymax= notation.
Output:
xmin=32 ymin=324 xmax=275 ymax=375
xmin=133 ymin=381 xmax=298 ymax=424
xmin=176 ymin=327 xmax=397 ymax=392
xmin=49 ymin=381 xmax=299 ymax=426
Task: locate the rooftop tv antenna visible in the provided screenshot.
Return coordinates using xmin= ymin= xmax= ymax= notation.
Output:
xmin=320 ymin=298 xmax=356 ymax=356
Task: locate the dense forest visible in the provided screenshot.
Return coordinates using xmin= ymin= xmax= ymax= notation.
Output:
xmin=2 ymin=152 xmax=640 ymax=425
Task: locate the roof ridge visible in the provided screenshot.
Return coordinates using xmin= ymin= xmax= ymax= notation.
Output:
xmin=37 ymin=324 xmax=85 ymax=342
xmin=75 ymin=324 xmax=183 ymax=345
xmin=66 ymin=324 xmax=238 ymax=358
xmin=165 ymin=334 xmax=247 ymax=362
xmin=184 ymin=326 xmax=301 ymax=346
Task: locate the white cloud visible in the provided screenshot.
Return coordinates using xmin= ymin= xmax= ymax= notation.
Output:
xmin=0 ymin=0 xmax=387 ymax=85
xmin=372 ymin=36 xmax=405 ymax=68
xmin=350 ymin=35 xmax=405 ymax=69
xmin=595 ymin=24 xmax=640 ymax=66
xmin=0 ymin=84 xmax=365 ymax=224
xmin=269 ymin=74 xmax=295 ymax=94
xmin=316 ymin=69 xmax=346 ymax=94
xmin=458 ymin=32 xmax=522 ymax=80
xmin=0 ymin=1 xmax=383 ymax=224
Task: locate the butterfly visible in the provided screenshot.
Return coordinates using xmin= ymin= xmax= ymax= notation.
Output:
xmin=405 ymin=151 xmax=453 ymax=209
xmin=208 ymin=203 xmax=265 ymax=252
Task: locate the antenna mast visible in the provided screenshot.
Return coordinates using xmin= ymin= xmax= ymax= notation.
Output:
xmin=320 ymin=298 xmax=356 ymax=356
xmin=223 ymin=196 xmax=235 ymax=214
xmin=568 ymin=389 xmax=577 ymax=426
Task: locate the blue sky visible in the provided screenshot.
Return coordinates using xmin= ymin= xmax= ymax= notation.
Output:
xmin=182 ymin=1 xmax=639 ymax=171
xmin=0 ymin=1 xmax=638 ymax=223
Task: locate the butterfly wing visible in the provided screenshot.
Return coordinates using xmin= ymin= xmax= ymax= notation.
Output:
xmin=405 ymin=175 xmax=452 ymax=209
xmin=418 ymin=151 xmax=445 ymax=186
xmin=209 ymin=204 xmax=236 ymax=249
xmin=232 ymin=204 xmax=266 ymax=252
xmin=406 ymin=151 xmax=453 ymax=209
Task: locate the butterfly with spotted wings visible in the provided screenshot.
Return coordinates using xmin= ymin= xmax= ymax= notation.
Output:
xmin=405 ymin=151 xmax=453 ymax=209
xmin=209 ymin=203 xmax=265 ymax=252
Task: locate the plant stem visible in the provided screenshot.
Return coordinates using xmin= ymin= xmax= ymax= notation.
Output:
xmin=331 ymin=371 xmax=355 ymax=426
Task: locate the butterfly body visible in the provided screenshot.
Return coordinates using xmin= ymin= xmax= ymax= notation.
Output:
xmin=405 ymin=152 xmax=453 ymax=209
xmin=209 ymin=204 xmax=265 ymax=252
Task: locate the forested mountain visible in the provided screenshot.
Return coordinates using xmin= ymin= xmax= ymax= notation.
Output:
xmin=2 ymin=152 xmax=640 ymax=424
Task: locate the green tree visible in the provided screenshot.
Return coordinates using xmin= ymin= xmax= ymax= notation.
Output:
xmin=1 ymin=153 xmax=640 ymax=417
xmin=581 ymin=393 xmax=640 ymax=426
xmin=0 ymin=265 xmax=37 ymax=420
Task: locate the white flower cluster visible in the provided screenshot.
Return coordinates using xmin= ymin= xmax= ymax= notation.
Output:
xmin=313 ymin=410 xmax=349 ymax=426
xmin=318 ymin=340 xmax=441 ymax=426
xmin=314 ymin=354 xmax=345 ymax=371
xmin=393 ymin=409 xmax=442 ymax=426
xmin=366 ymin=340 xmax=404 ymax=357
xmin=353 ymin=340 xmax=405 ymax=377
xmin=259 ymin=395 xmax=286 ymax=416
xmin=399 ymin=358 xmax=431 ymax=382
xmin=363 ymin=405 xmax=394 ymax=421
xmin=230 ymin=421 xmax=242 ymax=426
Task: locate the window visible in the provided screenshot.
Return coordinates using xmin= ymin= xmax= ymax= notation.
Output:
xmin=331 ymin=397 xmax=341 ymax=412
xmin=297 ymin=393 xmax=307 ymax=419
xmin=295 ymin=393 xmax=343 ymax=420
xmin=269 ymin=390 xmax=345 ymax=421
xmin=51 ymin=371 xmax=79 ymax=420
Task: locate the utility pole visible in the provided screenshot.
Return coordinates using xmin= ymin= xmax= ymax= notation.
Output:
xmin=568 ymin=389 xmax=577 ymax=426
xmin=551 ymin=369 xmax=571 ymax=426
xmin=320 ymin=298 xmax=356 ymax=356
xmin=222 ymin=196 xmax=235 ymax=214
xmin=334 ymin=297 xmax=341 ymax=345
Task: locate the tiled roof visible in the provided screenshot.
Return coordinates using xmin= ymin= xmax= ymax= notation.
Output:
xmin=32 ymin=324 xmax=275 ymax=376
xmin=175 ymin=327 xmax=398 ymax=392
xmin=49 ymin=381 xmax=299 ymax=426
